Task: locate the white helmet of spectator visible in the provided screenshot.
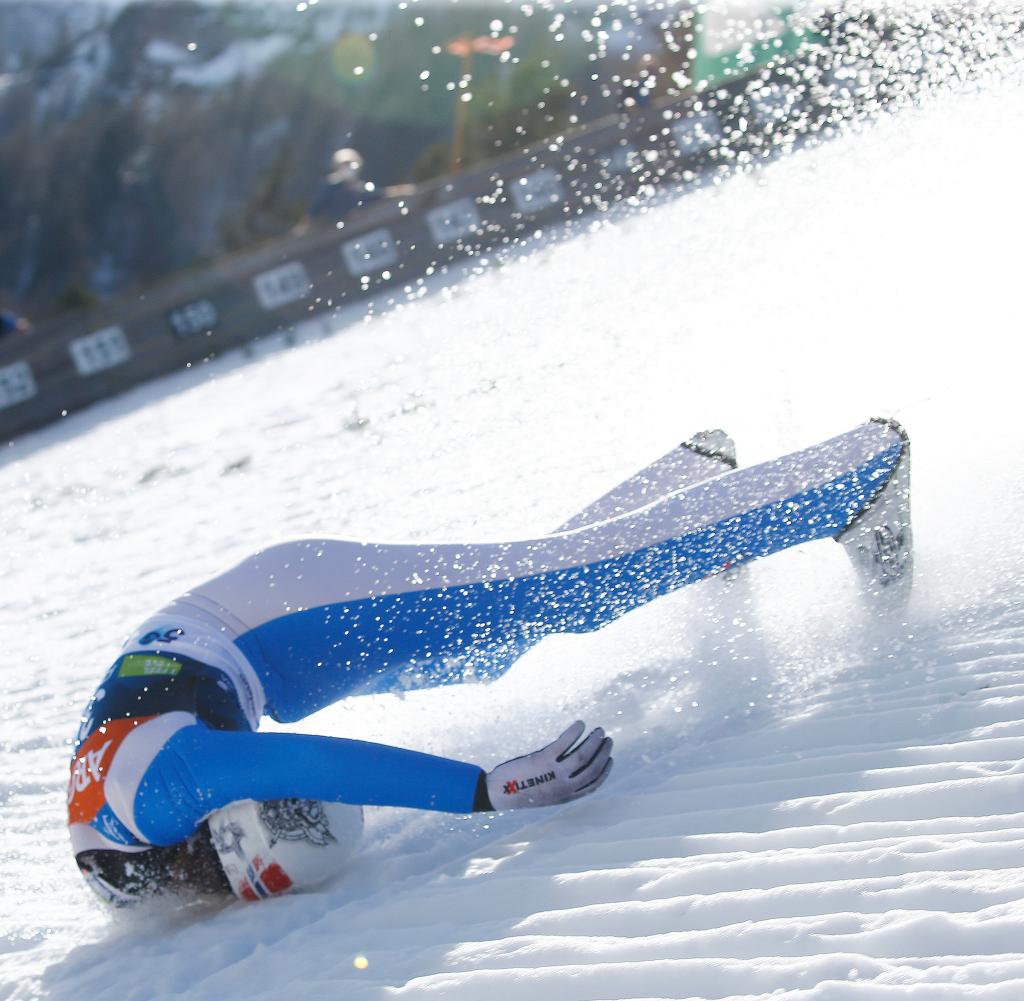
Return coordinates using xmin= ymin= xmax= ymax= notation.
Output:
xmin=208 ymin=798 xmax=363 ymax=901
xmin=328 ymin=147 xmax=364 ymax=184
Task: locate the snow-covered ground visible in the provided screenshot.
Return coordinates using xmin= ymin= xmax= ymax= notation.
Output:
xmin=3 ymin=64 xmax=1024 ymax=1001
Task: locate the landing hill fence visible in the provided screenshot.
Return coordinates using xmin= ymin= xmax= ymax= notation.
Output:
xmin=0 ymin=60 xmax=825 ymax=441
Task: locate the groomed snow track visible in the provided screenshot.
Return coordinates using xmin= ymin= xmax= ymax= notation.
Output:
xmin=3 ymin=26 xmax=1024 ymax=1001
xmin=357 ymin=599 xmax=1024 ymax=1001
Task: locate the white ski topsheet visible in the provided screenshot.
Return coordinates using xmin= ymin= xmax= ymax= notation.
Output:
xmin=3 ymin=73 xmax=1024 ymax=1001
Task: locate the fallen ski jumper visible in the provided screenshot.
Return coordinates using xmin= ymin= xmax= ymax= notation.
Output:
xmin=68 ymin=418 xmax=912 ymax=904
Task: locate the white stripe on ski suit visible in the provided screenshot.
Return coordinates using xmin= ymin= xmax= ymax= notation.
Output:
xmin=169 ymin=421 xmax=899 ymax=633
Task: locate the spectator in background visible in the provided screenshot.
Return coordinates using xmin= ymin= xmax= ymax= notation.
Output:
xmin=0 ymin=308 xmax=30 ymax=339
xmin=308 ymin=148 xmax=382 ymax=226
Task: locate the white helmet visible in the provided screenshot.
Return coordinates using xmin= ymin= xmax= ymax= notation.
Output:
xmin=208 ymin=798 xmax=363 ymax=901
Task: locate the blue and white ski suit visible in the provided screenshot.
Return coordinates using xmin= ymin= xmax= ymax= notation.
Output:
xmin=68 ymin=421 xmax=907 ymax=884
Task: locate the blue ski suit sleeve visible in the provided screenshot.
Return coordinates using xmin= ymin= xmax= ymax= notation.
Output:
xmin=134 ymin=724 xmax=486 ymax=846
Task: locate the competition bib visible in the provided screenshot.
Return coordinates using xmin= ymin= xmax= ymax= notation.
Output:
xmin=67 ymin=715 xmax=156 ymax=827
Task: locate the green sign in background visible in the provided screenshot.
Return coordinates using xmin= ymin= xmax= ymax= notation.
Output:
xmin=692 ymin=5 xmax=819 ymax=88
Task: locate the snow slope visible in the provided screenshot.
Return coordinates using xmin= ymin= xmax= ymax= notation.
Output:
xmin=3 ymin=64 xmax=1024 ymax=1001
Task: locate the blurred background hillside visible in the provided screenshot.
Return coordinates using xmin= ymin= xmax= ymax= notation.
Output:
xmin=0 ymin=1 xmax=743 ymax=317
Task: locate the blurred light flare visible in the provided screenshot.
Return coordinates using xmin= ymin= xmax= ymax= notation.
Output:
xmin=331 ymin=33 xmax=376 ymax=85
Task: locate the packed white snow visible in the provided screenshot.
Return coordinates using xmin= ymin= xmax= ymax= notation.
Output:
xmin=2 ymin=70 xmax=1024 ymax=1001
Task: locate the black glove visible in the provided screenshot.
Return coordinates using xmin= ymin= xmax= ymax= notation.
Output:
xmin=483 ymin=721 xmax=613 ymax=810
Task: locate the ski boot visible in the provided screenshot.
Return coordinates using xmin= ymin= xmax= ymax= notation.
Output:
xmin=683 ymin=430 xmax=743 ymax=584
xmin=681 ymin=428 xmax=737 ymax=470
xmin=835 ymin=417 xmax=913 ymax=599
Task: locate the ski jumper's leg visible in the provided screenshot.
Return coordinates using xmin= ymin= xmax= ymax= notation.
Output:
xmin=556 ymin=431 xmax=736 ymax=533
xmin=180 ymin=420 xmax=905 ymax=722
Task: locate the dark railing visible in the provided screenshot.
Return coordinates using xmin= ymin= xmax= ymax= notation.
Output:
xmin=0 ymin=62 xmax=821 ymax=441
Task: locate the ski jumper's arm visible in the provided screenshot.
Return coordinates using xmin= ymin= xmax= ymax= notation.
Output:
xmin=134 ymin=724 xmax=489 ymax=846
xmin=133 ymin=719 xmax=612 ymax=847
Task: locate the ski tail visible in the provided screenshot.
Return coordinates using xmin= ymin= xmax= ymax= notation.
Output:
xmin=556 ymin=429 xmax=737 ymax=533
xmin=835 ymin=417 xmax=913 ymax=598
